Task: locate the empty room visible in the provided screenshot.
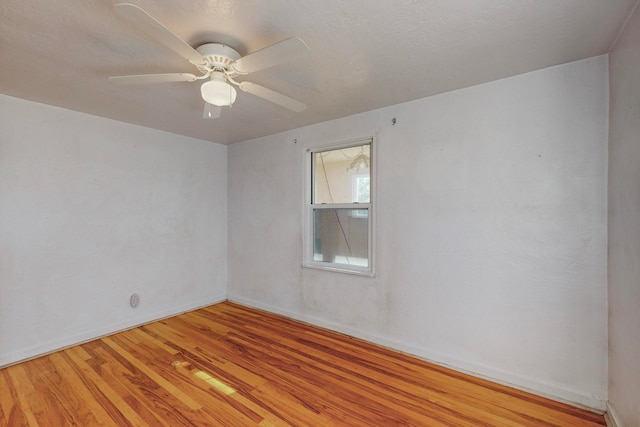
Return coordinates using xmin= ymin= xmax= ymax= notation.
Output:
xmin=1 ymin=0 xmax=639 ymax=425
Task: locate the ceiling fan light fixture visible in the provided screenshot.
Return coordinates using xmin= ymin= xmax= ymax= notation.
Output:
xmin=201 ymin=72 xmax=236 ymax=106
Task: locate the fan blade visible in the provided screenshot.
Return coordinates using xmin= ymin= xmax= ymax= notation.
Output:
xmin=203 ymin=103 xmax=221 ymax=119
xmin=108 ymin=73 xmax=198 ymax=85
xmin=239 ymin=82 xmax=307 ymax=112
xmin=114 ymin=3 xmax=204 ymax=64
xmin=232 ymin=37 xmax=309 ymax=74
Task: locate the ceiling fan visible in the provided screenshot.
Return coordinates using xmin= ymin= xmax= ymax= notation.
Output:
xmin=109 ymin=3 xmax=310 ymax=119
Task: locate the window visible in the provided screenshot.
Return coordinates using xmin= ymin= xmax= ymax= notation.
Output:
xmin=304 ymin=138 xmax=374 ymax=275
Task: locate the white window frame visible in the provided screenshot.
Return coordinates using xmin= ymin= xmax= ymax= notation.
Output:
xmin=303 ymin=137 xmax=375 ymax=276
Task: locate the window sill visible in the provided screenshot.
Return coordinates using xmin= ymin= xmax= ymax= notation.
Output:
xmin=302 ymin=262 xmax=375 ymax=277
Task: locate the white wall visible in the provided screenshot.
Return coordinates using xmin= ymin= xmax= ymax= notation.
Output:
xmin=0 ymin=95 xmax=227 ymax=366
xmin=608 ymin=2 xmax=640 ymax=425
xmin=228 ymin=56 xmax=609 ymax=410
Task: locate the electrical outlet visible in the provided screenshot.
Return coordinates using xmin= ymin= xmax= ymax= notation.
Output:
xmin=130 ymin=293 xmax=140 ymax=308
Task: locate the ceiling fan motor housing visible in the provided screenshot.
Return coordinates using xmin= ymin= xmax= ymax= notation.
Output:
xmin=195 ymin=43 xmax=241 ymax=70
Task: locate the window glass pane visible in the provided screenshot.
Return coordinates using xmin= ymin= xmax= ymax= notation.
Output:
xmin=313 ymin=208 xmax=368 ymax=268
xmin=313 ymin=144 xmax=370 ymax=204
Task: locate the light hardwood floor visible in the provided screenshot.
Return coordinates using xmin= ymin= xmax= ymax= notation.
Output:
xmin=0 ymin=302 xmax=606 ymax=426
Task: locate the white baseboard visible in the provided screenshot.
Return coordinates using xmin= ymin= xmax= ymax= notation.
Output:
xmin=605 ymin=402 xmax=622 ymax=427
xmin=227 ymin=293 xmax=606 ymax=413
xmin=0 ymin=293 xmax=227 ymax=368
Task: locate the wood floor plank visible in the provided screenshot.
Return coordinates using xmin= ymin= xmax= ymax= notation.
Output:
xmin=219 ymin=330 xmax=474 ymax=425
xmin=28 ymin=354 xmax=103 ymax=426
xmin=0 ymin=369 xmax=12 ymax=426
xmin=63 ymin=346 xmax=151 ymax=427
xmin=220 ymin=318 xmax=507 ymax=422
xmin=0 ymin=301 xmax=606 ymax=426
xmin=5 ymin=365 xmax=42 ymax=426
xmin=88 ymin=345 xmax=174 ymax=427
xmin=108 ymin=334 xmax=263 ymax=426
xmin=198 ymin=305 xmax=585 ymax=426
xmin=224 ymin=305 xmax=603 ymax=426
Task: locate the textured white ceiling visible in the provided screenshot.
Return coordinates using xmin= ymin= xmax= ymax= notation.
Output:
xmin=0 ymin=0 xmax=637 ymax=144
